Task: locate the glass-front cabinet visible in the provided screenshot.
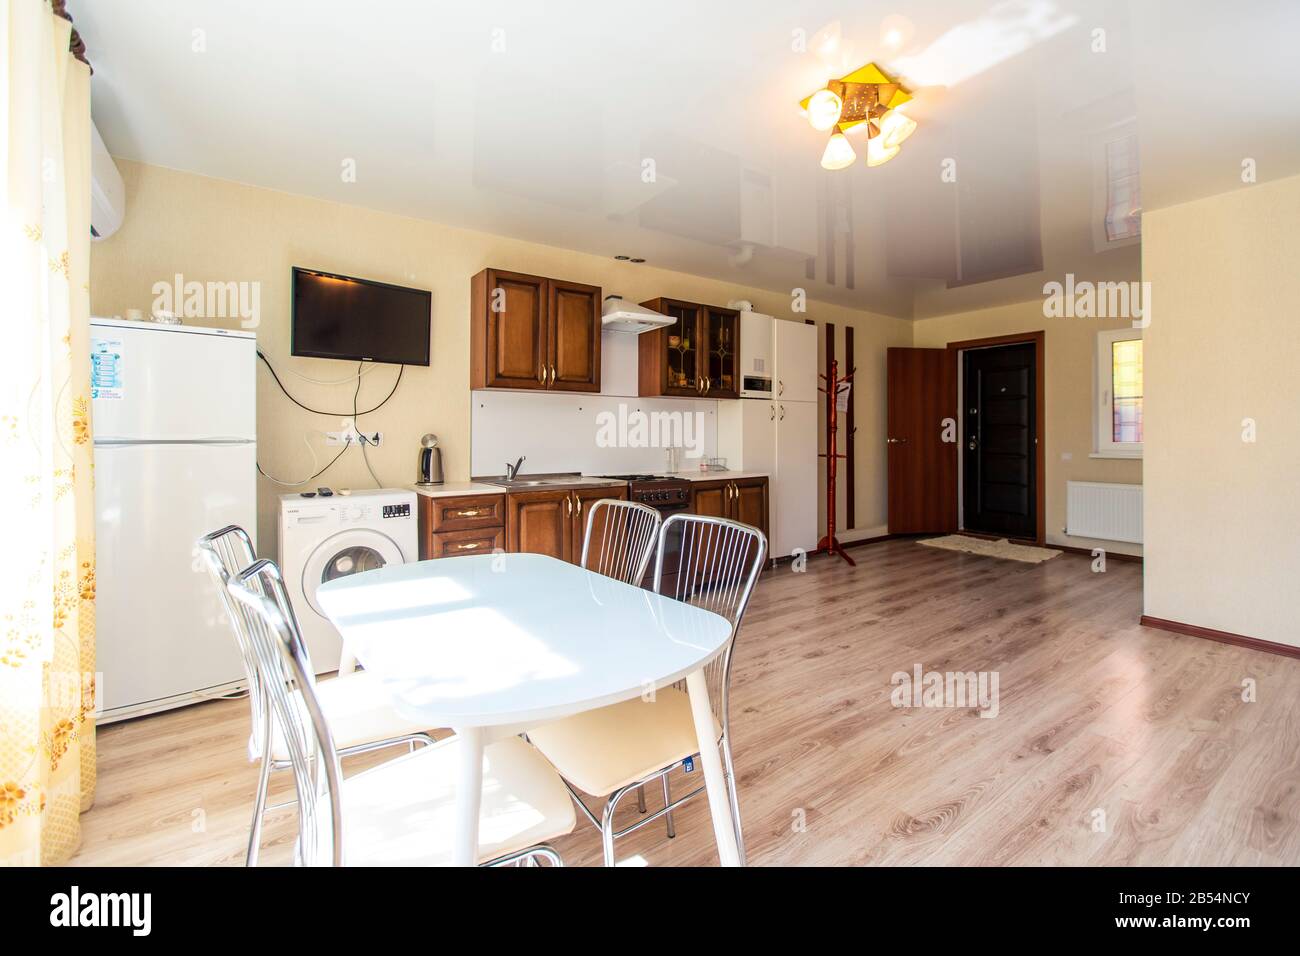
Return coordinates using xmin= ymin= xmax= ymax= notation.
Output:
xmin=638 ymin=298 xmax=740 ymax=399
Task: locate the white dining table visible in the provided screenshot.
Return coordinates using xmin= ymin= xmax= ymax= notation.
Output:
xmin=315 ymin=551 xmax=742 ymax=866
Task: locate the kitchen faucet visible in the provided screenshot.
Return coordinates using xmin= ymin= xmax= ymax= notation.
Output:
xmin=505 ymin=456 xmax=526 ymax=480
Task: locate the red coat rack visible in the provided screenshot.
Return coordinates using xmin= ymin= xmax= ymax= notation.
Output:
xmin=818 ymin=358 xmax=856 ymax=566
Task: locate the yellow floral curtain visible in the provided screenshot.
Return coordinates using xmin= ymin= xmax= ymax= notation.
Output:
xmin=1 ymin=0 xmax=97 ymax=865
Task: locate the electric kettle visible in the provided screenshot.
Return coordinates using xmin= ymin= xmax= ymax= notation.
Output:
xmin=416 ymin=433 xmax=444 ymax=485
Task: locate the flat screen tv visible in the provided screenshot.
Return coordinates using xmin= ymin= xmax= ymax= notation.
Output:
xmin=291 ymin=267 xmax=431 ymax=366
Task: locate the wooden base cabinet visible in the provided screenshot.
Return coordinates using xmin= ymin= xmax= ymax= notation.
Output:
xmin=418 ymin=493 xmax=507 ymax=560
xmin=689 ymin=477 xmax=769 ymax=540
xmin=505 ymin=486 xmax=628 ymax=564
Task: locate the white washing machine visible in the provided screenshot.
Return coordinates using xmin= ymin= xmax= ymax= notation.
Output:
xmin=278 ymin=489 xmax=418 ymax=672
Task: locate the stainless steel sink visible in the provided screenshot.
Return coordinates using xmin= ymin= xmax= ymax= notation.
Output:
xmin=484 ymin=475 xmax=620 ymax=489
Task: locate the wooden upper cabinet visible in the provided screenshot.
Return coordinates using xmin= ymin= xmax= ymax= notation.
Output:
xmin=548 ymin=279 xmax=601 ymax=392
xmin=638 ymin=298 xmax=740 ymax=399
xmin=472 ymin=269 xmax=547 ymax=390
xmin=701 ymin=307 xmax=740 ymax=399
xmin=471 ymin=269 xmax=600 ymax=392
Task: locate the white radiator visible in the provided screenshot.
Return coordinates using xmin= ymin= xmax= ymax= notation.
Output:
xmin=1066 ymin=481 xmax=1143 ymax=544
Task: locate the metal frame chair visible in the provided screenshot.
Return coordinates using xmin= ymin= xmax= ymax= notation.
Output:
xmin=224 ymin=558 xmax=569 ymax=867
xmin=196 ymin=526 xmax=435 ymax=866
xmin=578 ymin=498 xmax=662 ymax=585
xmin=535 ymin=512 xmax=766 ymax=865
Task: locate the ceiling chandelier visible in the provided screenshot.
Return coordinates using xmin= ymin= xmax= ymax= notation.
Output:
xmin=801 ymin=62 xmax=917 ymax=170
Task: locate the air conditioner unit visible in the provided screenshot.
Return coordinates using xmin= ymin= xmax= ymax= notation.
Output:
xmin=90 ymin=120 xmax=125 ymax=241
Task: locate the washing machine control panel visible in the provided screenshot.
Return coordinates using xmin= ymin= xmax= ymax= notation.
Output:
xmin=382 ymin=503 xmax=411 ymax=519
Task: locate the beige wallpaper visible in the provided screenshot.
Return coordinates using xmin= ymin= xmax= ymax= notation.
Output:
xmin=89 ymin=160 xmax=911 ymax=555
xmin=912 ymin=300 xmax=1143 ymax=557
xmin=1142 ymin=174 xmax=1300 ymax=647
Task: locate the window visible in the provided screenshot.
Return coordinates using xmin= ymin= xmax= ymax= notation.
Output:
xmin=1103 ymin=134 xmax=1141 ymax=243
xmin=1095 ymin=328 xmax=1143 ymax=457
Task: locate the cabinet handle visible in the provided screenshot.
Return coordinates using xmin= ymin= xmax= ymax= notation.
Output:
xmin=538 ymin=365 xmax=545 ymax=384
xmin=576 ymin=497 xmax=583 ymax=519
xmin=550 ymin=364 xmax=557 ymax=385
xmin=779 ymin=404 xmax=785 ymax=421
xmin=452 ymin=508 xmax=484 ymax=518
xmin=778 ymin=380 xmax=785 ymax=396
xmin=565 ymin=494 xmax=573 ymax=517
xmin=453 ymin=542 xmax=482 ymax=551
xmin=770 ymin=404 xmax=775 ymax=421
xmin=704 ymin=378 xmax=711 ymax=395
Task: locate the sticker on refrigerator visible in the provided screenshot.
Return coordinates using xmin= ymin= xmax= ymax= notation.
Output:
xmin=91 ymin=337 xmax=124 ymax=400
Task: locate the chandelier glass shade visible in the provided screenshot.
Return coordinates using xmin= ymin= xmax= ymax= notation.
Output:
xmin=802 ymin=62 xmax=915 ymax=170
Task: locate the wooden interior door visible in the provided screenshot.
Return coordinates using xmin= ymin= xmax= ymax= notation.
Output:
xmin=548 ymin=279 xmax=601 ymax=392
xmin=479 ymin=269 xmax=547 ymax=389
xmin=962 ymin=343 xmax=1036 ymax=539
xmin=505 ymin=489 xmax=572 ymax=561
xmin=886 ymin=348 xmax=958 ymax=534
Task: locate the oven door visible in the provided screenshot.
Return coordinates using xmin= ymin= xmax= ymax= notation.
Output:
xmin=645 ymin=499 xmax=692 ymax=591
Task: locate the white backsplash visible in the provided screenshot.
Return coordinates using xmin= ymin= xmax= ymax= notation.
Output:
xmin=471 ymin=332 xmax=718 ymax=477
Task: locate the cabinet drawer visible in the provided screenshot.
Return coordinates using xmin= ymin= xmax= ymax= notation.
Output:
xmin=422 ymin=494 xmax=505 ymax=533
xmin=426 ymin=526 xmax=504 ymax=559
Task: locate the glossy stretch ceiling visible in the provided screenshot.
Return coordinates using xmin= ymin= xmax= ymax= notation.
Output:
xmin=77 ymin=0 xmax=1300 ymax=318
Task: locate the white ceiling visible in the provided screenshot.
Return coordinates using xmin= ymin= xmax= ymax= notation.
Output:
xmin=76 ymin=0 xmax=1300 ymax=319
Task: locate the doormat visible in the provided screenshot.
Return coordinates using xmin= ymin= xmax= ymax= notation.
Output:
xmin=918 ymin=535 xmax=1059 ymax=564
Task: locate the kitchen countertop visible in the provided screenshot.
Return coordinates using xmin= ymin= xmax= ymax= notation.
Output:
xmin=411 ymin=473 xmax=768 ymax=499
xmin=410 ymin=481 xmax=506 ymax=498
xmin=580 ymin=470 xmax=770 ymax=483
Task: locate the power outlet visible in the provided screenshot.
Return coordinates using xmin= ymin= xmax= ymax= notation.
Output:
xmin=324 ymin=429 xmax=382 ymax=446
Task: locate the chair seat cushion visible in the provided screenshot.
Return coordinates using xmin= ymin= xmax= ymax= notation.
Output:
xmin=252 ymin=670 xmax=432 ymax=762
xmin=339 ymin=735 xmax=576 ymax=866
xmin=525 ymin=688 xmax=721 ymax=797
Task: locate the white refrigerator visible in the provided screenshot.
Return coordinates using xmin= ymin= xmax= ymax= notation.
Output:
xmin=91 ymin=318 xmax=257 ymax=720
xmin=718 ymin=317 xmax=819 ymax=561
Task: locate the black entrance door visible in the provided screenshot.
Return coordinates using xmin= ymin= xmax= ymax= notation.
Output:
xmin=962 ymin=343 xmax=1036 ymax=539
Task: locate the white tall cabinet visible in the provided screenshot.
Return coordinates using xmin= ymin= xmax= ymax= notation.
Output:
xmin=718 ymin=317 xmax=818 ymax=560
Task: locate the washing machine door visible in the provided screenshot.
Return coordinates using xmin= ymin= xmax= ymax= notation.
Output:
xmin=302 ymin=528 xmax=404 ymax=619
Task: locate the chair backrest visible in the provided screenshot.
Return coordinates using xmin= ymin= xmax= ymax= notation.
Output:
xmin=224 ymin=558 xmax=344 ymax=867
xmin=579 ymin=498 xmax=662 ymax=585
xmin=195 ymin=526 xmax=271 ymax=750
xmin=653 ymin=513 xmax=767 ymax=731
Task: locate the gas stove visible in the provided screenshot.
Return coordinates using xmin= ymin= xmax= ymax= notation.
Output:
xmin=597 ymin=474 xmax=691 ymax=508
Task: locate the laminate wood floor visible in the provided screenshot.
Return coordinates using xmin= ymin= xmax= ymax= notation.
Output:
xmin=71 ymin=541 xmax=1300 ymax=867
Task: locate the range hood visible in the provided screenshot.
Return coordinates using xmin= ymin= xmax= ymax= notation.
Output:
xmin=601 ymin=295 xmax=674 ymax=334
